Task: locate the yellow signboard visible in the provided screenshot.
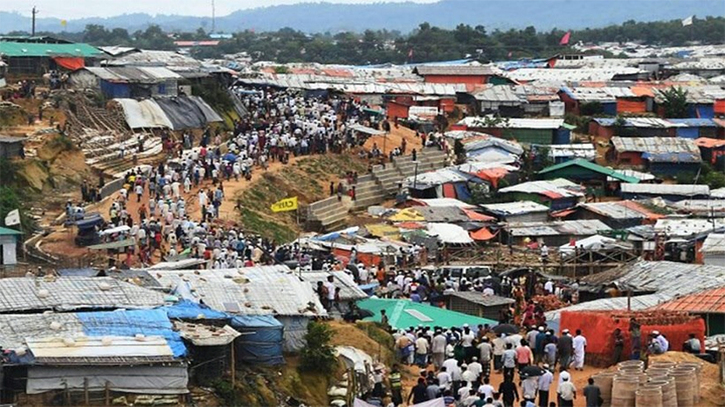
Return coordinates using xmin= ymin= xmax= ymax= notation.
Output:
xmin=271 ymin=197 xmax=298 ymax=213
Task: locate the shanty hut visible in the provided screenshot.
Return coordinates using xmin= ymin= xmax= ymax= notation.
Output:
xmin=610 ymin=136 xmax=702 ymax=176
xmin=620 ymin=183 xmax=710 ymax=201
xmin=0 ymin=136 xmax=26 ymax=159
xmin=576 ymin=200 xmax=665 ymax=229
xmin=412 ymin=65 xmax=501 ymax=85
xmin=457 ymin=117 xmax=574 ymax=145
xmin=505 ymin=219 xmax=611 ymax=246
xmin=358 ymin=298 xmax=497 ymax=331
xmin=151 ymin=265 xmax=326 ymax=352
xmin=498 ymin=179 xmax=585 ymax=211
xmin=0 ymin=309 xmax=188 ymax=404
xmin=0 ymin=226 xmax=22 ymax=266
xmin=0 ymin=36 xmax=102 ymax=76
xmin=445 ymin=292 xmax=514 ymax=321
xmin=655 ymin=287 xmax=725 ymax=335
xmin=70 ymin=66 xmax=182 ymax=98
xmin=480 ymin=201 xmax=550 ymax=223
xmin=699 ymin=233 xmax=725 ymax=266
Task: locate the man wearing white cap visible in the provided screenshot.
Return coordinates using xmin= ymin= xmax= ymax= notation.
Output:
xmin=468 ymin=356 xmax=483 ymax=381
xmin=557 ymin=329 xmax=573 ymax=371
xmin=537 ymin=364 xmax=554 ymax=407
xmin=431 ymin=329 xmax=447 ymax=369
xmin=572 ymin=329 xmax=587 ymax=371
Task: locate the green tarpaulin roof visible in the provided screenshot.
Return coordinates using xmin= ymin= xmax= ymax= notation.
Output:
xmin=358 ymin=298 xmax=497 ymax=330
xmin=0 ymin=42 xmax=103 ymax=58
xmin=0 ymin=227 xmax=22 ymax=236
xmin=539 ymin=158 xmax=640 ymax=184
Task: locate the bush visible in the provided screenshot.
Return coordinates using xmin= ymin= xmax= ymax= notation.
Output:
xmin=299 ymin=321 xmax=337 ymax=374
xmin=212 ymin=379 xmax=238 ymax=406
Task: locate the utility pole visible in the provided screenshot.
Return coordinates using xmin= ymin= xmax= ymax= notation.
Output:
xmin=31 ymin=6 xmax=38 ymax=36
xmin=211 ymin=0 xmax=216 ymax=34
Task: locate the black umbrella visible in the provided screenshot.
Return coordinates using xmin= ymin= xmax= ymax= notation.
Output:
xmin=493 ymin=324 xmax=519 ymax=335
xmin=521 ymin=365 xmax=545 ymax=377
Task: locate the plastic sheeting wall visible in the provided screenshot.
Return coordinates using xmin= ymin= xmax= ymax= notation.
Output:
xmin=232 ymin=315 xmax=284 ymax=365
xmin=27 ymin=365 xmax=189 ymax=395
xmin=154 ymin=97 xmax=223 ymax=130
xmin=276 ymin=316 xmax=309 ymax=353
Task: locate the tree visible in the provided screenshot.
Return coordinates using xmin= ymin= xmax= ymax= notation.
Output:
xmin=300 ymin=321 xmax=337 ymax=374
xmin=659 ymin=86 xmax=689 ymax=118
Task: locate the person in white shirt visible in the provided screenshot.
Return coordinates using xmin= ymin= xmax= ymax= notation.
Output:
xmin=521 ymin=375 xmax=538 ymax=403
xmin=461 ymin=324 xmax=476 ymax=362
xmin=537 ymin=365 xmax=554 ymax=407
xmin=477 ymin=377 xmax=495 ymax=400
xmin=572 ymin=329 xmax=587 ymax=371
xmin=557 ymin=376 xmax=576 ymax=407
xmin=467 ymin=357 xmax=483 ymax=380
xmin=437 ymin=366 xmax=452 ymax=390
xmin=431 ymin=330 xmax=447 ymax=368
xmin=461 ymin=364 xmax=477 ymax=385
xmin=414 ymin=335 xmax=429 ymax=367
xmin=442 ymin=356 xmax=461 ymax=384
xmin=544 ymin=279 xmax=554 ymax=294
xmin=506 ymin=333 xmax=523 ymax=348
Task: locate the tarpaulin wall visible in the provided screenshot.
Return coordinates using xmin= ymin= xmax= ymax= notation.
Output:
xmin=276 ymin=316 xmax=310 ymax=353
xmin=231 ymin=315 xmax=284 ymax=365
xmin=27 ymin=365 xmax=188 ymax=395
xmin=559 ymin=311 xmax=705 ymax=367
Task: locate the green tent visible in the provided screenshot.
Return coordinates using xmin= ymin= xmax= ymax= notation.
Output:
xmin=358 ymin=298 xmax=497 ymax=331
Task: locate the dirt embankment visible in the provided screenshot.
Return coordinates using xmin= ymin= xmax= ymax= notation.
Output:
xmin=233 ymin=153 xmax=369 ymax=243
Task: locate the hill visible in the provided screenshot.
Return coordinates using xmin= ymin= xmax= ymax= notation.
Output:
xmin=3 ymin=0 xmax=722 ymax=34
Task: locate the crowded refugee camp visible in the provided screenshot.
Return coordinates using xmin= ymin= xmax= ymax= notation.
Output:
xmin=0 ymin=0 xmax=724 ymax=406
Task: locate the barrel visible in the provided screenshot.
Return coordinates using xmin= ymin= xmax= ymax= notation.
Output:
xmin=670 ymin=370 xmax=695 ymax=407
xmin=646 ymin=367 xmax=671 ymax=377
xmin=611 ymin=376 xmax=640 ymax=407
xmin=676 ymin=362 xmax=702 ymax=402
xmin=673 ymin=365 xmax=699 ymax=404
xmin=649 ymin=361 xmax=676 ymax=369
xmin=593 ymin=371 xmax=617 ymax=406
xmin=619 ymin=360 xmax=645 ymax=369
xmin=636 ymin=387 xmax=663 ymax=407
xmin=647 ymin=379 xmax=677 ymax=407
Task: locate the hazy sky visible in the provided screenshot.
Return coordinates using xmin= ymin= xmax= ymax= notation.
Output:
xmin=3 ymin=0 xmax=439 ymax=19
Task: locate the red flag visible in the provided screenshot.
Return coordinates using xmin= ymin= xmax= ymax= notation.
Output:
xmin=559 ymin=31 xmax=571 ymax=45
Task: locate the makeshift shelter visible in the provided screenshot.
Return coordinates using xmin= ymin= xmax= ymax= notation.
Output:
xmin=457 ymin=117 xmax=573 ymax=145
xmin=538 ymin=159 xmax=639 ymax=185
xmin=610 ymin=136 xmax=702 ymax=176
xmin=654 ymin=287 xmax=725 ymax=335
xmin=480 ymin=201 xmax=550 ymax=223
xmin=174 ymin=321 xmax=240 ymax=384
xmin=445 ymin=292 xmax=514 ymax=321
xmin=620 ymin=183 xmax=710 ymax=201
xmin=576 ymin=200 xmax=665 ymax=229
xmin=0 ymin=309 xmax=188 ymax=401
xmin=0 ymin=135 xmax=26 ymax=159
xmin=498 ymin=179 xmax=585 ymax=211
xmin=558 ymin=310 xmax=704 ymax=366
xmin=426 ymin=223 xmax=474 ymax=245
xmin=505 ymin=219 xmax=611 ymax=246
xmin=0 ymin=277 xmax=166 ymax=313
xmin=700 ymin=233 xmax=725 ymax=266
xmin=230 ymin=315 xmax=284 ymax=365
xmin=0 ymin=226 xmax=22 ymax=266
xmin=151 ymin=265 xmax=326 ymax=352
xmin=358 ymin=298 xmax=497 ymax=330
xmin=113 ymin=96 xmax=222 ymax=130
xmin=0 ymin=37 xmax=102 ymax=75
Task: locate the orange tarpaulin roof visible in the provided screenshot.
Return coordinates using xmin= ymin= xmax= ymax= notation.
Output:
xmin=631 ymin=86 xmax=655 ymax=97
xmin=473 ymin=168 xmax=510 ymax=189
xmin=396 ymin=222 xmax=426 ymax=229
xmin=470 ymin=228 xmax=498 ymax=241
xmin=53 ymin=57 xmax=85 ymax=71
xmin=462 ymin=208 xmax=495 ymax=222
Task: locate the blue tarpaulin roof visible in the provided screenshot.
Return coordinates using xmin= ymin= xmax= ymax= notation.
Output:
xmin=77 ymin=309 xmax=186 ymax=357
xmin=164 ymin=300 xmax=229 ymax=320
xmin=642 ymin=152 xmax=702 ymax=163
xmin=667 ymin=118 xmax=716 ymax=127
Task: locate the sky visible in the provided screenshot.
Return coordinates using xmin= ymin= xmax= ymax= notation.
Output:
xmin=2 ymin=0 xmax=439 ymax=19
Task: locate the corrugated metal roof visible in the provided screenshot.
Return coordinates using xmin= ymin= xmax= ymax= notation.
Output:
xmin=701 ymin=233 xmax=725 ymax=254
xmin=654 ymin=218 xmax=725 ymax=237
xmin=499 ymin=179 xmax=584 ymax=199
xmin=0 ymin=135 xmax=27 ymax=143
xmin=505 ymin=67 xmax=642 ymax=82
xmin=655 ymin=287 xmax=725 ymax=314
xmin=473 ymin=85 xmax=523 ymax=102
xmin=300 ymin=271 xmax=367 ymax=301
xmin=506 ymin=219 xmax=611 ymax=237
xmin=713 ymin=187 xmax=725 ymax=199
xmin=612 ymin=136 xmax=700 ymax=154
xmin=579 ymin=201 xmax=661 ymax=220
xmin=151 ymin=265 xmax=327 ymax=317
xmin=0 ymin=41 xmax=102 ymax=58
xmin=620 ymin=183 xmax=710 ymax=197
xmin=414 ymin=65 xmax=500 ymax=76
xmin=458 ymin=117 xmax=565 ymax=129
xmin=106 ymin=50 xmax=202 ymax=68
xmin=546 ymin=293 xmax=669 ymax=322
xmin=539 ymin=159 xmax=640 ymax=183
xmin=0 ymin=277 xmax=166 ymax=313
xmin=672 ymin=200 xmax=725 ymax=215
xmin=547 ymin=144 xmax=596 ymax=159
xmin=84 ymin=66 xmax=182 ymax=83
xmin=480 ymin=201 xmax=550 ymax=216
xmin=449 ymin=292 xmax=515 ymax=307
xmin=582 ymin=261 xmax=725 ymax=299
